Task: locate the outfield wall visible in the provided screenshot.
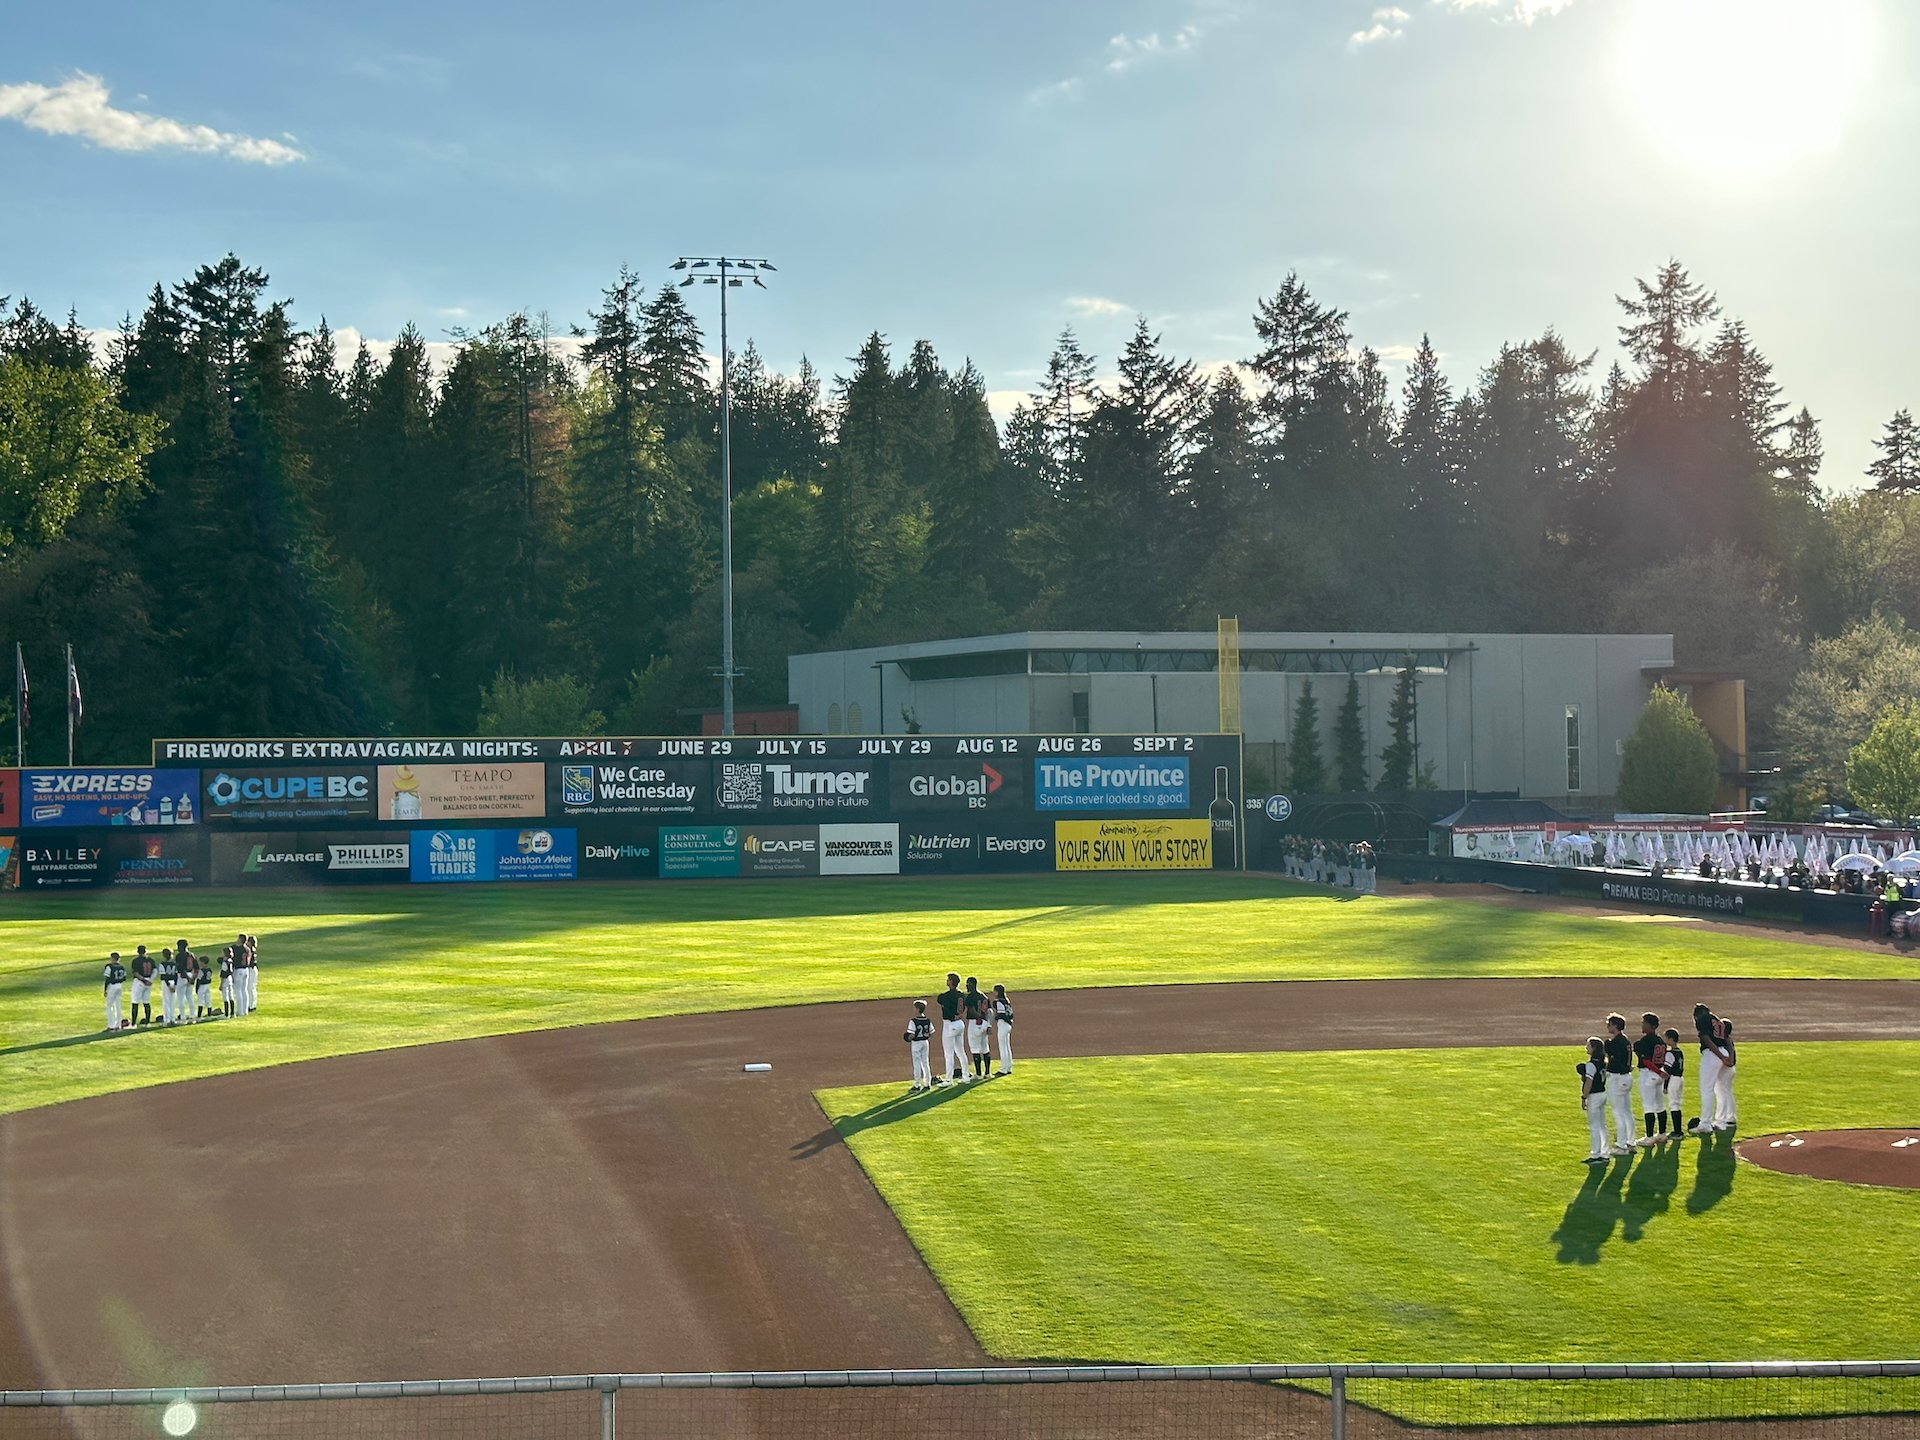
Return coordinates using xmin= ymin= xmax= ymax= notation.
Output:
xmin=0 ymin=735 xmax=1243 ymax=890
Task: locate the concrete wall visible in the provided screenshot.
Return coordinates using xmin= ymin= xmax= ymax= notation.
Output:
xmin=788 ymin=632 xmax=1676 ymax=804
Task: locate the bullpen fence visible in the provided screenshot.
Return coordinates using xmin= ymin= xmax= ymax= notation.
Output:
xmin=5 ymin=1363 xmax=1919 ymax=1439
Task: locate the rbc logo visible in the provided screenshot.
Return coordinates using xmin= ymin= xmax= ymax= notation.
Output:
xmin=561 ymin=765 xmax=594 ymax=807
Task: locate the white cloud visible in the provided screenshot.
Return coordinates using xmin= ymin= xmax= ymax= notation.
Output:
xmin=1030 ymin=4 xmax=1225 ymax=103
xmin=1065 ymin=295 xmax=1132 ymax=319
xmin=0 ymin=72 xmax=304 ymax=164
xmin=1105 ymin=25 xmax=1200 ymax=73
xmin=1432 ymin=0 xmax=1575 ymax=24
xmin=1350 ymin=7 xmax=1411 ymax=45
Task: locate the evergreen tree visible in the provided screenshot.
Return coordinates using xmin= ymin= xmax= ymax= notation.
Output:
xmin=811 ymin=333 xmax=909 ymax=633
xmin=1868 ymin=409 xmax=1920 ymax=493
xmin=1617 ymin=684 xmax=1719 ymax=814
xmin=1334 ymin=672 xmax=1368 ymax=792
xmin=1035 ymin=328 xmax=1096 ymax=495
xmin=1286 ymin=680 xmax=1326 ymax=792
xmin=1378 ymin=658 xmax=1420 ymax=790
xmin=925 ymin=361 xmax=1005 ymax=583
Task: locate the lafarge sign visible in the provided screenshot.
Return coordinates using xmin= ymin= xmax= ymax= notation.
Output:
xmin=203 ymin=767 xmax=375 ymax=823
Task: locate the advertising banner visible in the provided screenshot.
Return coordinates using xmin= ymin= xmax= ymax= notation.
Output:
xmin=975 ymin=825 xmax=1055 ymax=872
xmin=901 ymin=826 xmax=979 ymax=872
xmin=554 ymin=761 xmax=706 ymax=818
xmin=108 ymin=832 xmax=203 ymax=887
xmin=410 ymin=829 xmax=491 ymax=883
xmin=659 ymin=826 xmax=740 ymax=878
xmin=1055 ymin=818 xmax=1212 ymax=871
xmin=495 ymin=827 xmax=577 ymax=882
xmin=715 ymin=761 xmax=876 ymax=815
xmin=18 ymin=838 xmax=108 ymax=888
xmin=579 ymin=833 xmax=659 ymax=879
xmin=202 ymin=767 xmax=375 ymax=824
xmin=1450 ymin=828 xmax=1551 ymax=864
xmin=740 ymin=825 xmax=821 ymax=878
xmin=1034 ymin=757 xmax=1189 ymax=812
xmin=378 ymin=764 xmax=545 ymax=822
xmin=215 ymin=832 xmax=412 ymax=885
xmin=819 ymin=822 xmax=901 ymax=875
xmin=889 ymin=759 xmax=1026 ymax=812
xmin=0 ymin=769 xmax=17 ymax=828
xmin=22 ymin=768 xmax=200 ymax=827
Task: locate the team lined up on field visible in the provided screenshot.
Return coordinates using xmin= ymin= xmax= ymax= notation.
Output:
xmin=903 ymin=974 xmax=1013 ymax=1089
xmin=98 ymin=936 xmax=262 ymax=1031
xmin=1576 ymin=1003 xmax=1738 ymax=1163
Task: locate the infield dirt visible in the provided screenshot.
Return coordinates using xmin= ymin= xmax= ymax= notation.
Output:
xmin=4 ymin=975 xmax=1916 ymax=1395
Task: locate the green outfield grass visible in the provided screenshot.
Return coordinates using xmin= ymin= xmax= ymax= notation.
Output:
xmin=1 ymin=874 xmax=1908 ymax=1117
xmin=819 ymin=1042 xmax=1920 ymax=1424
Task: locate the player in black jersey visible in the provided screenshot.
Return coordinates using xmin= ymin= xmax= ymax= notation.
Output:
xmin=1662 ymin=1028 xmax=1686 ymax=1138
xmin=937 ymin=974 xmax=965 ymax=1084
xmin=963 ymin=977 xmax=990 ymax=1080
xmin=102 ymin=953 xmax=127 ymax=1033
xmin=158 ymin=947 xmax=181 ymax=1026
xmin=1602 ymin=1014 xmax=1635 ymax=1155
xmin=991 ymin=984 xmax=1014 ymax=1076
xmin=904 ymin=1000 xmax=933 ymax=1091
xmin=177 ymin=948 xmax=199 ymax=1025
xmin=1632 ymin=1013 xmax=1668 ymax=1145
xmin=129 ymin=946 xmax=155 ymax=1026
xmin=219 ymin=948 xmax=237 ymax=1018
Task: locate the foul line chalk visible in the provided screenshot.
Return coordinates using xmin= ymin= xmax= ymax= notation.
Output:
xmin=743 ymin=1063 xmax=772 ymax=1073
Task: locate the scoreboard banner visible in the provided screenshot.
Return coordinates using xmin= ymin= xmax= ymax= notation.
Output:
xmin=92 ymin=734 xmax=1245 ymax=888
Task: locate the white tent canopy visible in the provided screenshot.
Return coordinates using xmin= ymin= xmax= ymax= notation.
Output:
xmin=1833 ymin=853 xmax=1879 ymax=872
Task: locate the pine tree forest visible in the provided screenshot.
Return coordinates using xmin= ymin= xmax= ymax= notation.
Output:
xmin=3 ymin=256 xmax=1917 ymax=771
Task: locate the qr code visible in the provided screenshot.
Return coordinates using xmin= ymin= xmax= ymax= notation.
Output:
xmin=719 ymin=764 xmax=764 ymax=807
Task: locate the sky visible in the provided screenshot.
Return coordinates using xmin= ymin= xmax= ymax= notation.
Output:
xmin=2 ymin=0 xmax=1914 ymax=491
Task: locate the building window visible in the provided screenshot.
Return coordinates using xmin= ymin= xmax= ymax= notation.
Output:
xmin=1565 ymin=704 xmax=1581 ymax=792
xmin=826 ymin=703 xmax=842 ymax=735
xmin=1070 ymin=691 xmax=1090 ymax=734
xmin=846 ymin=701 xmax=863 ymax=734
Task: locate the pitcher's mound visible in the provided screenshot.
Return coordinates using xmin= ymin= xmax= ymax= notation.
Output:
xmin=1736 ymin=1129 xmax=1920 ymax=1189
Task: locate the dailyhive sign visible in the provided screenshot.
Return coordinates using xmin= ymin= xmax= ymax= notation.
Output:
xmin=376 ymin=764 xmax=545 ymax=821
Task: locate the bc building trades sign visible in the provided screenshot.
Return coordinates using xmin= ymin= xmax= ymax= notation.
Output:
xmin=88 ymin=733 xmax=1243 ymax=889
xmin=1054 ymin=818 xmax=1213 ymax=872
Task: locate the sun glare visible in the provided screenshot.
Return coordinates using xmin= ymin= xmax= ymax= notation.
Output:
xmin=1616 ymin=0 xmax=1874 ymax=179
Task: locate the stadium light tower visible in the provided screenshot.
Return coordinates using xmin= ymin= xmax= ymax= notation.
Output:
xmin=671 ymin=254 xmax=776 ymax=737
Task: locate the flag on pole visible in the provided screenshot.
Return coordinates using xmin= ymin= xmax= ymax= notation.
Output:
xmin=66 ymin=645 xmax=82 ymax=728
xmin=13 ymin=643 xmax=25 ymax=735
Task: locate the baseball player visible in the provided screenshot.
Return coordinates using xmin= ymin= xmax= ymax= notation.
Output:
xmin=937 ymin=974 xmax=965 ymax=1084
xmin=129 ymin=946 xmax=155 ymax=1026
xmin=194 ymin=948 xmax=213 ymax=1020
xmin=1577 ymin=1037 xmax=1609 ymax=1163
xmin=158 ymin=947 xmax=180 ymax=1026
xmin=963 ymin=977 xmax=990 ymax=1080
xmin=102 ymin=952 xmax=127 ymax=1033
xmin=219 ymin=947 xmax=237 ymax=1018
xmin=1690 ymin=1004 xmax=1737 ymax=1133
xmin=1603 ymin=1013 xmax=1635 ymax=1155
xmin=177 ymin=947 xmax=198 ymax=1024
xmin=243 ymin=933 xmax=260 ymax=1013
xmin=991 ymin=984 xmax=1014 ymax=1076
xmin=1632 ymin=1013 xmax=1669 ymax=1145
xmin=904 ymin=1000 xmax=933 ymax=1091
xmin=1662 ymin=1027 xmax=1686 ymax=1138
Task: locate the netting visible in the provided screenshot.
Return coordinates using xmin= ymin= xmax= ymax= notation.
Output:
xmin=3 ymin=1366 xmax=1916 ymax=1440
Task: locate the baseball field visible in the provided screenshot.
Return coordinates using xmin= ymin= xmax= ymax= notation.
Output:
xmin=2 ymin=873 xmax=1917 ymax=1431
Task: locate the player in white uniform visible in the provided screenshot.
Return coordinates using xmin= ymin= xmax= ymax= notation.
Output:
xmin=129 ymin=946 xmax=154 ymax=1026
xmin=102 ymin=953 xmax=127 ymax=1032
xmin=1690 ymin=1004 xmax=1737 ymax=1132
xmin=1577 ymin=1037 xmax=1609 ymax=1163
xmin=936 ymin=974 xmax=966 ymax=1084
xmin=1662 ymin=1028 xmax=1686 ymax=1138
xmin=219 ymin=948 xmax=237 ymax=1018
xmin=158 ymin=948 xmax=180 ymax=1026
xmin=991 ymin=985 xmax=1014 ymax=1076
xmin=1602 ymin=1013 xmax=1635 ymax=1155
xmin=904 ymin=1001 xmax=933 ymax=1091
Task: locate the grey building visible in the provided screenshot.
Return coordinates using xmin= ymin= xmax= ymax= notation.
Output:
xmin=788 ymin=630 xmax=1714 ymax=808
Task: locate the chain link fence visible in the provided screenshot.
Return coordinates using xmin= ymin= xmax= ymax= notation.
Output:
xmin=4 ymin=1362 xmax=1917 ymax=1439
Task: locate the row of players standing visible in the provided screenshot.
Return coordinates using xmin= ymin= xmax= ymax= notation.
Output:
xmin=100 ymin=935 xmax=261 ymax=1031
xmin=904 ymin=974 xmax=1013 ymax=1090
xmin=1576 ymin=1003 xmax=1737 ymax=1162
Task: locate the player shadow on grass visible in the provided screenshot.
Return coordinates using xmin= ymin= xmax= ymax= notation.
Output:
xmin=1551 ymin=1137 xmax=1701 ymax=1264
xmin=0 ymin=1023 xmax=215 ymax=1058
xmin=1685 ymin=1127 xmax=1738 ymax=1214
xmin=795 ymin=1081 xmax=981 ymax=1158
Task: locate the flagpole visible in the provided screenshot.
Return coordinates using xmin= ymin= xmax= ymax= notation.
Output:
xmin=66 ymin=643 xmax=74 ymax=766
xmin=13 ymin=642 xmax=22 ymax=768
